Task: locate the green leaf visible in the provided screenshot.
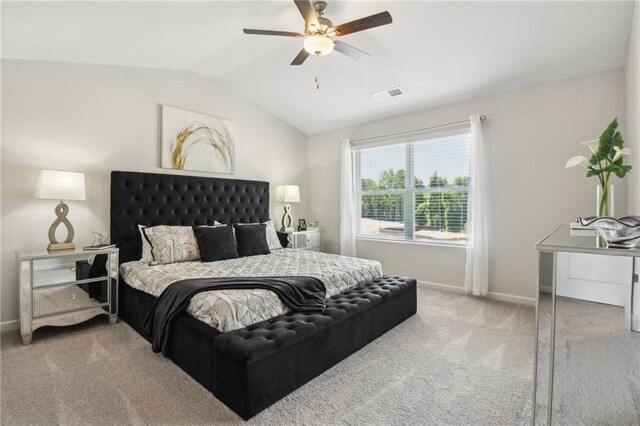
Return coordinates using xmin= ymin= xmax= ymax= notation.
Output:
xmin=597 ymin=118 xmax=618 ymax=161
xmin=586 ymin=168 xmax=602 ymax=177
xmin=612 ymin=131 xmax=624 ymax=149
xmin=612 ymin=164 xmax=632 ymax=178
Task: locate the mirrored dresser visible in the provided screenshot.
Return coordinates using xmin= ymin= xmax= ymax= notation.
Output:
xmin=534 ymin=225 xmax=639 ymax=425
xmin=16 ymin=247 xmax=119 ymax=345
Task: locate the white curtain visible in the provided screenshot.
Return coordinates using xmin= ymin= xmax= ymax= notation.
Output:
xmin=340 ymin=139 xmax=357 ymax=257
xmin=465 ymin=114 xmax=489 ymax=296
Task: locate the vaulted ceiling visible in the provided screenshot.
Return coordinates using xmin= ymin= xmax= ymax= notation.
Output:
xmin=2 ymin=1 xmax=635 ymax=134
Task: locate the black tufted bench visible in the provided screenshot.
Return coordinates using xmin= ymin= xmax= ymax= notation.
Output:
xmin=210 ymin=276 xmax=416 ymax=419
xmin=111 ymin=172 xmax=417 ymax=420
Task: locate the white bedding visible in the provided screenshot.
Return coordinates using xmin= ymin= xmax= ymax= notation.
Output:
xmin=120 ymin=249 xmax=382 ymax=332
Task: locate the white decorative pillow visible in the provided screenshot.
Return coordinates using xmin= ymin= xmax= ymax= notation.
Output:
xmin=138 ymin=225 xmax=153 ymax=262
xmin=235 ymin=220 xmax=282 ymax=251
xmin=264 ymin=220 xmax=283 ymax=251
xmin=143 ymin=226 xmax=200 ymax=265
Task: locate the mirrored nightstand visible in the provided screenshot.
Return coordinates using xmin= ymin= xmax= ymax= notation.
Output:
xmin=16 ymin=247 xmax=119 ymax=345
xmin=277 ymin=230 xmax=323 ymax=252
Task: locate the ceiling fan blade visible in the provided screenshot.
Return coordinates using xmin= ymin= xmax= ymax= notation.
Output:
xmin=332 ymin=11 xmax=392 ymax=37
xmin=243 ymin=29 xmax=303 ymax=37
xmin=333 ymin=40 xmax=371 ymax=62
xmin=293 ymin=0 xmax=319 ymax=28
xmin=291 ymin=48 xmax=310 ymax=66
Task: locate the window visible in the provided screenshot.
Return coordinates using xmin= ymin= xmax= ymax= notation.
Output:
xmin=354 ymin=132 xmax=472 ymax=244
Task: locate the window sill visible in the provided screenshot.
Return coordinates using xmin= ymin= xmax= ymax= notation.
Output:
xmin=355 ymin=236 xmax=467 ymax=249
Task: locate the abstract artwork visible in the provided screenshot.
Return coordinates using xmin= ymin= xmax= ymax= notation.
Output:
xmin=161 ymin=105 xmax=236 ymax=174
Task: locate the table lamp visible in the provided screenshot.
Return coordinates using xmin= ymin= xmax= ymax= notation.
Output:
xmin=35 ymin=170 xmax=86 ymax=251
xmin=275 ymin=185 xmax=300 ymax=232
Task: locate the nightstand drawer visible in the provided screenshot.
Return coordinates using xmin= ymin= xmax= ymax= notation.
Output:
xmin=306 ymin=232 xmax=321 ymax=248
xmin=33 ymin=279 xmax=109 ymax=318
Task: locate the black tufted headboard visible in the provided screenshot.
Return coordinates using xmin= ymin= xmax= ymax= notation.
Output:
xmin=110 ymin=171 xmax=270 ymax=264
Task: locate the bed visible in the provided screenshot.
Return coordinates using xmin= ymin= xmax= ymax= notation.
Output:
xmin=110 ymin=170 xmax=417 ymax=419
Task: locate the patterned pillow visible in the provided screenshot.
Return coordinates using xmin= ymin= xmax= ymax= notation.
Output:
xmin=138 ymin=224 xmax=153 ymax=262
xmin=263 ymin=220 xmax=283 ymax=251
xmin=143 ymin=226 xmax=200 ymax=265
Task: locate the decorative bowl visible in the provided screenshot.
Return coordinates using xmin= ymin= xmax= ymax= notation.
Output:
xmin=577 ymin=216 xmax=640 ymax=248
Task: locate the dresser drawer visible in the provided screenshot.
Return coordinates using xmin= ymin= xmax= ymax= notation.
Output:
xmin=33 ymin=279 xmax=109 ymax=318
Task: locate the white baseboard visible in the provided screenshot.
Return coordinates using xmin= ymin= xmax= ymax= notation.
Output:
xmin=1 ymin=319 xmax=19 ymax=332
xmin=0 ymin=282 xmax=534 ymax=333
xmin=418 ymin=280 xmax=466 ymax=294
xmin=417 ymin=280 xmax=535 ymax=306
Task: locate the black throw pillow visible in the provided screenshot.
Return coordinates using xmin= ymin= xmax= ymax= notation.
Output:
xmin=193 ymin=225 xmax=239 ymax=262
xmin=234 ymin=223 xmax=271 ymax=257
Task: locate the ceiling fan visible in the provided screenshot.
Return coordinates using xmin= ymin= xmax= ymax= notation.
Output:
xmin=243 ymin=0 xmax=392 ymax=65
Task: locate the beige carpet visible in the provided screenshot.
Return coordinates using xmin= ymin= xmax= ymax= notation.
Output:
xmin=1 ymin=287 xmax=536 ymax=425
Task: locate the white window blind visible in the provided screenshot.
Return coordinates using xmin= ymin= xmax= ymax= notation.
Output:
xmin=354 ymin=132 xmax=472 ymax=244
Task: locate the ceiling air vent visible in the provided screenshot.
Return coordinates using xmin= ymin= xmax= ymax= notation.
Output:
xmin=372 ymin=87 xmax=405 ymax=101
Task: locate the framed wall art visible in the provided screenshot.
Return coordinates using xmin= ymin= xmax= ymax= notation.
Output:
xmin=161 ymin=105 xmax=236 ymax=174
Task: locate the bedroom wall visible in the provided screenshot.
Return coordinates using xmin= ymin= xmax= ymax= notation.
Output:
xmin=0 ymin=59 xmax=308 ymax=326
xmin=307 ymin=69 xmax=627 ymax=303
xmin=627 ymin=3 xmax=640 ymax=215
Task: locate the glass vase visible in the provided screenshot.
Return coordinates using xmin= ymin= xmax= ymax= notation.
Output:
xmin=596 ymin=184 xmax=614 ymax=217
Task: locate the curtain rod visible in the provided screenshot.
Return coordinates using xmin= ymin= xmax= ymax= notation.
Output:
xmin=350 ymin=115 xmax=486 ymax=145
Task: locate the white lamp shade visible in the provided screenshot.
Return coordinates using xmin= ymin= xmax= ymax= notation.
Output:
xmin=303 ymin=35 xmax=334 ymax=56
xmin=35 ymin=170 xmax=86 ymax=201
xmin=275 ymin=185 xmax=300 ymax=203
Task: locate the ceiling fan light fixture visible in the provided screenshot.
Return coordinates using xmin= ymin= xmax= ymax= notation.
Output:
xmin=243 ymin=1 xmax=392 ymax=67
xmin=303 ymin=35 xmax=334 ymax=56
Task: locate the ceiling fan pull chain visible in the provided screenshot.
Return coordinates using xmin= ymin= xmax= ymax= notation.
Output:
xmin=315 ymin=55 xmax=320 ymax=90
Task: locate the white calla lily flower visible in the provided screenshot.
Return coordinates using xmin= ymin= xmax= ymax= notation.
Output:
xmin=612 ymin=146 xmax=631 ymax=162
xmin=579 ymin=139 xmax=599 ymax=154
xmin=565 ymin=155 xmax=590 ymax=168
